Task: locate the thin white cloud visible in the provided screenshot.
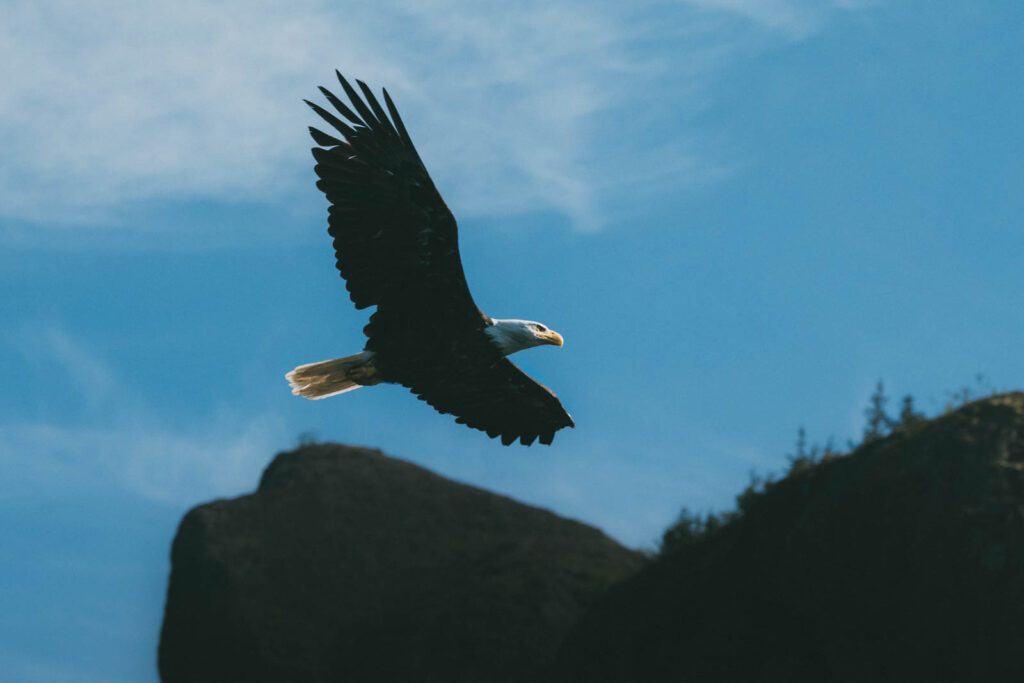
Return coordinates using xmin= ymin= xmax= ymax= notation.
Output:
xmin=0 ymin=325 xmax=288 ymax=504
xmin=0 ymin=0 xmax=877 ymax=234
xmin=680 ymin=0 xmax=875 ymax=36
xmin=0 ymin=418 xmax=285 ymax=504
xmin=15 ymin=325 xmax=117 ymax=411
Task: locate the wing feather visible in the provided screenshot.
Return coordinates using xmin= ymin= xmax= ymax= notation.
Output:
xmin=308 ymin=126 xmax=344 ymax=147
xmin=304 ymin=100 xmax=356 ymax=139
xmin=336 ymin=73 xmax=385 ymax=133
xmin=356 ymin=80 xmax=397 ymax=138
xmin=317 ymin=86 xmax=363 ymax=129
xmin=382 ymin=89 xmax=417 ymax=152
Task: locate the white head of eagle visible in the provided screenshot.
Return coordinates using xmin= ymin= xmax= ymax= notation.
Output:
xmin=485 ymin=319 xmax=564 ymax=355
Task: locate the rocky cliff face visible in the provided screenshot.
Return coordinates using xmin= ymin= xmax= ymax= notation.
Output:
xmin=158 ymin=444 xmax=643 ymax=683
xmin=549 ymin=394 xmax=1024 ymax=681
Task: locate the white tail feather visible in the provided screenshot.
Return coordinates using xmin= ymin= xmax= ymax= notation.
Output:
xmin=286 ymin=351 xmax=377 ymax=400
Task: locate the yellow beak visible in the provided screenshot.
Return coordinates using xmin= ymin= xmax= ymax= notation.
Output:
xmin=542 ymin=330 xmax=564 ymax=347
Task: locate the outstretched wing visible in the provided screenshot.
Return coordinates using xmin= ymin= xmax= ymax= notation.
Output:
xmin=305 ymin=71 xmax=477 ymax=320
xmin=307 ymin=72 xmax=573 ymax=445
xmin=406 ymin=348 xmax=575 ymax=446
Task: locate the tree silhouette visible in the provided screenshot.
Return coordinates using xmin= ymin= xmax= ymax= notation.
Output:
xmin=897 ymin=395 xmax=925 ymax=429
xmin=863 ymin=381 xmax=894 ymax=444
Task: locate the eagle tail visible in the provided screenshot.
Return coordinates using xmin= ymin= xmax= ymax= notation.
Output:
xmin=286 ymin=351 xmax=378 ymax=400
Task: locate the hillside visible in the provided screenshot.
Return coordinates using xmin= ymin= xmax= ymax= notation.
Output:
xmin=158 ymin=444 xmax=643 ymax=683
xmin=159 ymin=394 xmax=1024 ymax=681
xmin=549 ymin=393 xmax=1024 ymax=681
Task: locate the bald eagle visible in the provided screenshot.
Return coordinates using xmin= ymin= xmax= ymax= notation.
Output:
xmin=286 ymin=72 xmax=574 ymax=446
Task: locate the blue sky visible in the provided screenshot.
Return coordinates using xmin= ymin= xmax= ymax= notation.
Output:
xmin=2 ymin=1 xmax=1023 ymax=680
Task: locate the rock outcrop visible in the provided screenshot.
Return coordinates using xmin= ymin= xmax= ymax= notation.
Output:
xmin=549 ymin=394 xmax=1024 ymax=681
xmin=158 ymin=444 xmax=643 ymax=683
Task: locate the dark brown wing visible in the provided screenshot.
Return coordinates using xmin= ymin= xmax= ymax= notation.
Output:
xmin=307 ymin=73 xmax=574 ymax=445
xmin=305 ymin=72 xmax=477 ymax=319
xmin=425 ymin=360 xmax=574 ymax=446
xmin=394 ymin=327 xmax=576 ymax=445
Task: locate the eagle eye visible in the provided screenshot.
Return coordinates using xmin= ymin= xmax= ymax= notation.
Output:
xmin=534 ymin=324 xmax=546 ymax=332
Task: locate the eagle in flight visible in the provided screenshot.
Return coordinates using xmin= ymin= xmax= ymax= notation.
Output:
xmin=286 ymin=72 xmax=574 ymax=446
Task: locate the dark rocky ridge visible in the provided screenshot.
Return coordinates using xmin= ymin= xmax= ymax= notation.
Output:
xmin=549 ymin=393 xmax=1024 ymax=681
xmin=158 ymin=444 xmax=644 ymax=682
xmin=160 ymin=395 xmax=1024 ymax=681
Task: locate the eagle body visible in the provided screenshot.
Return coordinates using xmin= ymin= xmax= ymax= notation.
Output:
xmin=286 ymin=73 xmax=574 ymax=446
